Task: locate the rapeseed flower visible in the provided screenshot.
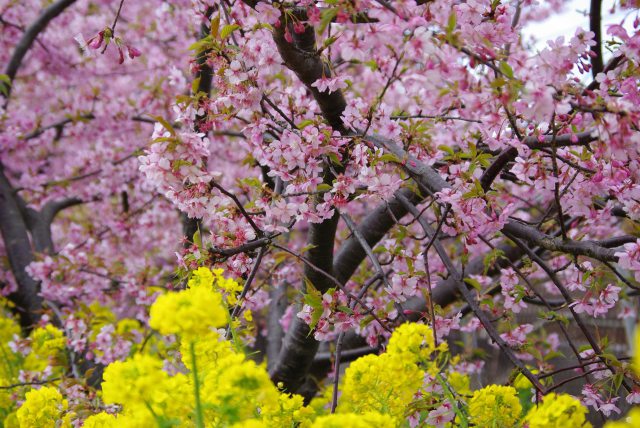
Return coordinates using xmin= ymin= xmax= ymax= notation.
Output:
xmin=16 ymin=386 xmax=68 ymax=427
xmin=149 ymin=284 xmax=227 ymax=338
xmin=524 ymin=393 xmax=591 ymax=428
xmin=339 ymin=352 xmax=422 ymax=418
xmin=468 ymin=384 xmax=522 ymax=427
xmin=386 ymin=322 xmax=437 ymax=363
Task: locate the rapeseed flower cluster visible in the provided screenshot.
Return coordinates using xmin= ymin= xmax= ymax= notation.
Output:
xmin=3 ymin=267 xmax=611 ymax=427
xmin=16 ymin=387 xmax=69 ymax=427
xmin=524 ymin=393 xmax=591 ymax=427
xmin=77 ymin=268 xmax=313 ymax=427
xmin=149 ymin=273 xmax=228 ymax=338
xmin=605 ymin=408 xmax=640 ymax=427
xmin=468 ymin=384 xmax=522 ymax=427
xmin=338 ymin=353 xmax=422 ymax=418
xmin=0 ymin=307 xmax=69 ymax=425
xmin=188 ymin=267 xmax=243 ymax=305
xmin=386 ymin=322 xmax=438 ymax=363
xmin=24 ymin=324 xmax=67 ymax=372
xmin=312 ymin=412 xmax=396 ymax=427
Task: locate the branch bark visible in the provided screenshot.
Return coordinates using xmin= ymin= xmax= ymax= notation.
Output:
xmin=0 ymin=166 xmax=42 ymax=328
xmin=590 ymin=0 xmax=604 ymax=78
xmin=2 ymin=0 xmax=77 ymax=105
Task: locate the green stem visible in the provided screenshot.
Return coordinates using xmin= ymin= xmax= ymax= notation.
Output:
xmin=191 ymin=341 xmax=205 ymax=428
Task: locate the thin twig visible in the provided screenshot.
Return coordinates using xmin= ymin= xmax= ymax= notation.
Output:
xmin=110 ymin=0 xmax=126 ymax=34
xmin=272 ymin=243 xmax=391 ymax=332
xmin=330 ymin=332 xmax=345 ymax=413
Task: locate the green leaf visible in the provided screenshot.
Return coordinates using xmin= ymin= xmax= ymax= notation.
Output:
xmin=319 ymin=8 xmax=338 ymax=34
xmin=499 ymin=61 xmax=514 ymax=79
xmin=0 ymin=74 xmax=11 ymax=96
xmin=191 ymin=76 xmax=201 ymax=95
xmin=299 ymin=243 xmax=318 ymax=253
xmin=188 ymin=35 xmax=214 ymax=53
xmin=613 ymin=373 xmax=624 ymax=392
xmin=210 ymin=14 xmax=220 ymax=38
xmin=303 ymin=277 xmax=323 ymax=330
xmin=446 ymin=12 xmax=457 ymax=36
xmin=193 ymin=229 xmax=202 ymax=249
xmin=379 ymin=153 xmax=401 ymax=163
xmin=316 ymin=183 xmax=332 ymax=192
xmin=337 ymin=305 xmax=354 ymax=315
xmin=464 ymin=277 xmax=483 ymax=292
xmin=543 ymin=350 xmax=564 ymax=361
xmin=150 ymin=115 xmax=176 ymax=136
xmin=297 ymin=119 xmax=314 ymax=129
xmin=327 ymin=152 xmax=343 ymax=167
xmin=323 ymin=35 xmax=339 ymax=48
xmin=438 ymin=144 xmax=455 ymax=155
xmin=483 ymin=248 xmax=505 ymax=274
xmin=220 ymin=24 xmax=240 ymax=40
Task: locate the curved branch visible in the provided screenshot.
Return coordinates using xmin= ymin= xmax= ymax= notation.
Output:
xmin=0 ymin=165 xmax=42 ymax=329
xmin=333 ymin=188 xmax=422 ymax=284
xmin=2 ymin=0 xmax=77 ymax=104
xmin=272 ymin=16 xmax=346 ymax=131
xmin=501 ymin=221 xmax=619 ymax=262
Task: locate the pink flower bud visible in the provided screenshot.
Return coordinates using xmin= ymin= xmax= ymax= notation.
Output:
xmin=293 ymin=22 xmax=305 ymax=34
xmin=88 ymin=31 xmax=104 ymax=50
xmin=127 ymin=45 xmax=142 ymax=59
xmin=284 ymin=27 xmax=293 ymax=43
xmin=117 ymin=45 xmax=125 ymax=64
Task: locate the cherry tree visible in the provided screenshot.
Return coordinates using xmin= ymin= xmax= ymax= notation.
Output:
xmin=2 ymin=0 xmax=640 ymax=422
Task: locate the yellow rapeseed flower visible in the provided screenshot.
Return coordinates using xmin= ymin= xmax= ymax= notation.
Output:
xmin=201 ymin=359 xmax=280 ymax=423
xmin=633 ymin=328 xmax=640 ymax=376
xmin=261 ymin=392 xmax=314 ymax=427
xmin=524 ymin=393 xmax=591 ymax=428
xmin=386 ymin=322 xmax=437 ymax=363
xmin=339 ymin=352 xmax=422 ymax=418
xmin=82 ymin=412 xmax=117 ymax=427
xmin=149 ymin=285 xmax=227 ymax=338
xmin=312 ymin=412 xmax=396 ymax=428
xmin=25 ymin=324 xmax=66 ymax=372
xmin=605 ymin=408 xmax=640 ymax=427
xmin=188 ymin=266 xmax=215 ymax=289
xmin=468 ymin=384 xmax=522 ymax=427
xmin=16 ymin=386 xmax=68 ymax=427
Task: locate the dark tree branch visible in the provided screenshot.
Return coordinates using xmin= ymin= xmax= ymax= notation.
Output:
xmin=2 ymin=0 xmax=77 ymax=105
xmin=480 ymin=147 xmax=517 ymax=191
xmin=266 ymin=282 xmax=287 ymax=372
xmin=505 ymin=233 xmax=632 ymax=392
xmin=334 ymin=188 xmax=422 ymax=284
xmin=410 ymin=201 xmax=546 ymax=392
xmin=181 ymin=6 xmax=215 ymax=247
xmin=41 ymin=197 xmax=83 ymax=224
xmin=314 ymin=345 xmax=378 ymax=363
xmin=501 ymin=221 xmax=619 ymax=262
xmin=0 ymin=165 xmax=42 ymax=329
xmin=230 ymin=247 xmax=266 ymax=320
xmin=268 ymin=210 xmax=340 ymax=395
xmin=272 ymin=16 xmax=347 ymax=131
xmin=330 ymin=331 xmax=344 ymax=413
xmin=365 ymin=132 xmax=619 ymax=263
xmin=590 ymin=0 xmax=604 ymax=78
